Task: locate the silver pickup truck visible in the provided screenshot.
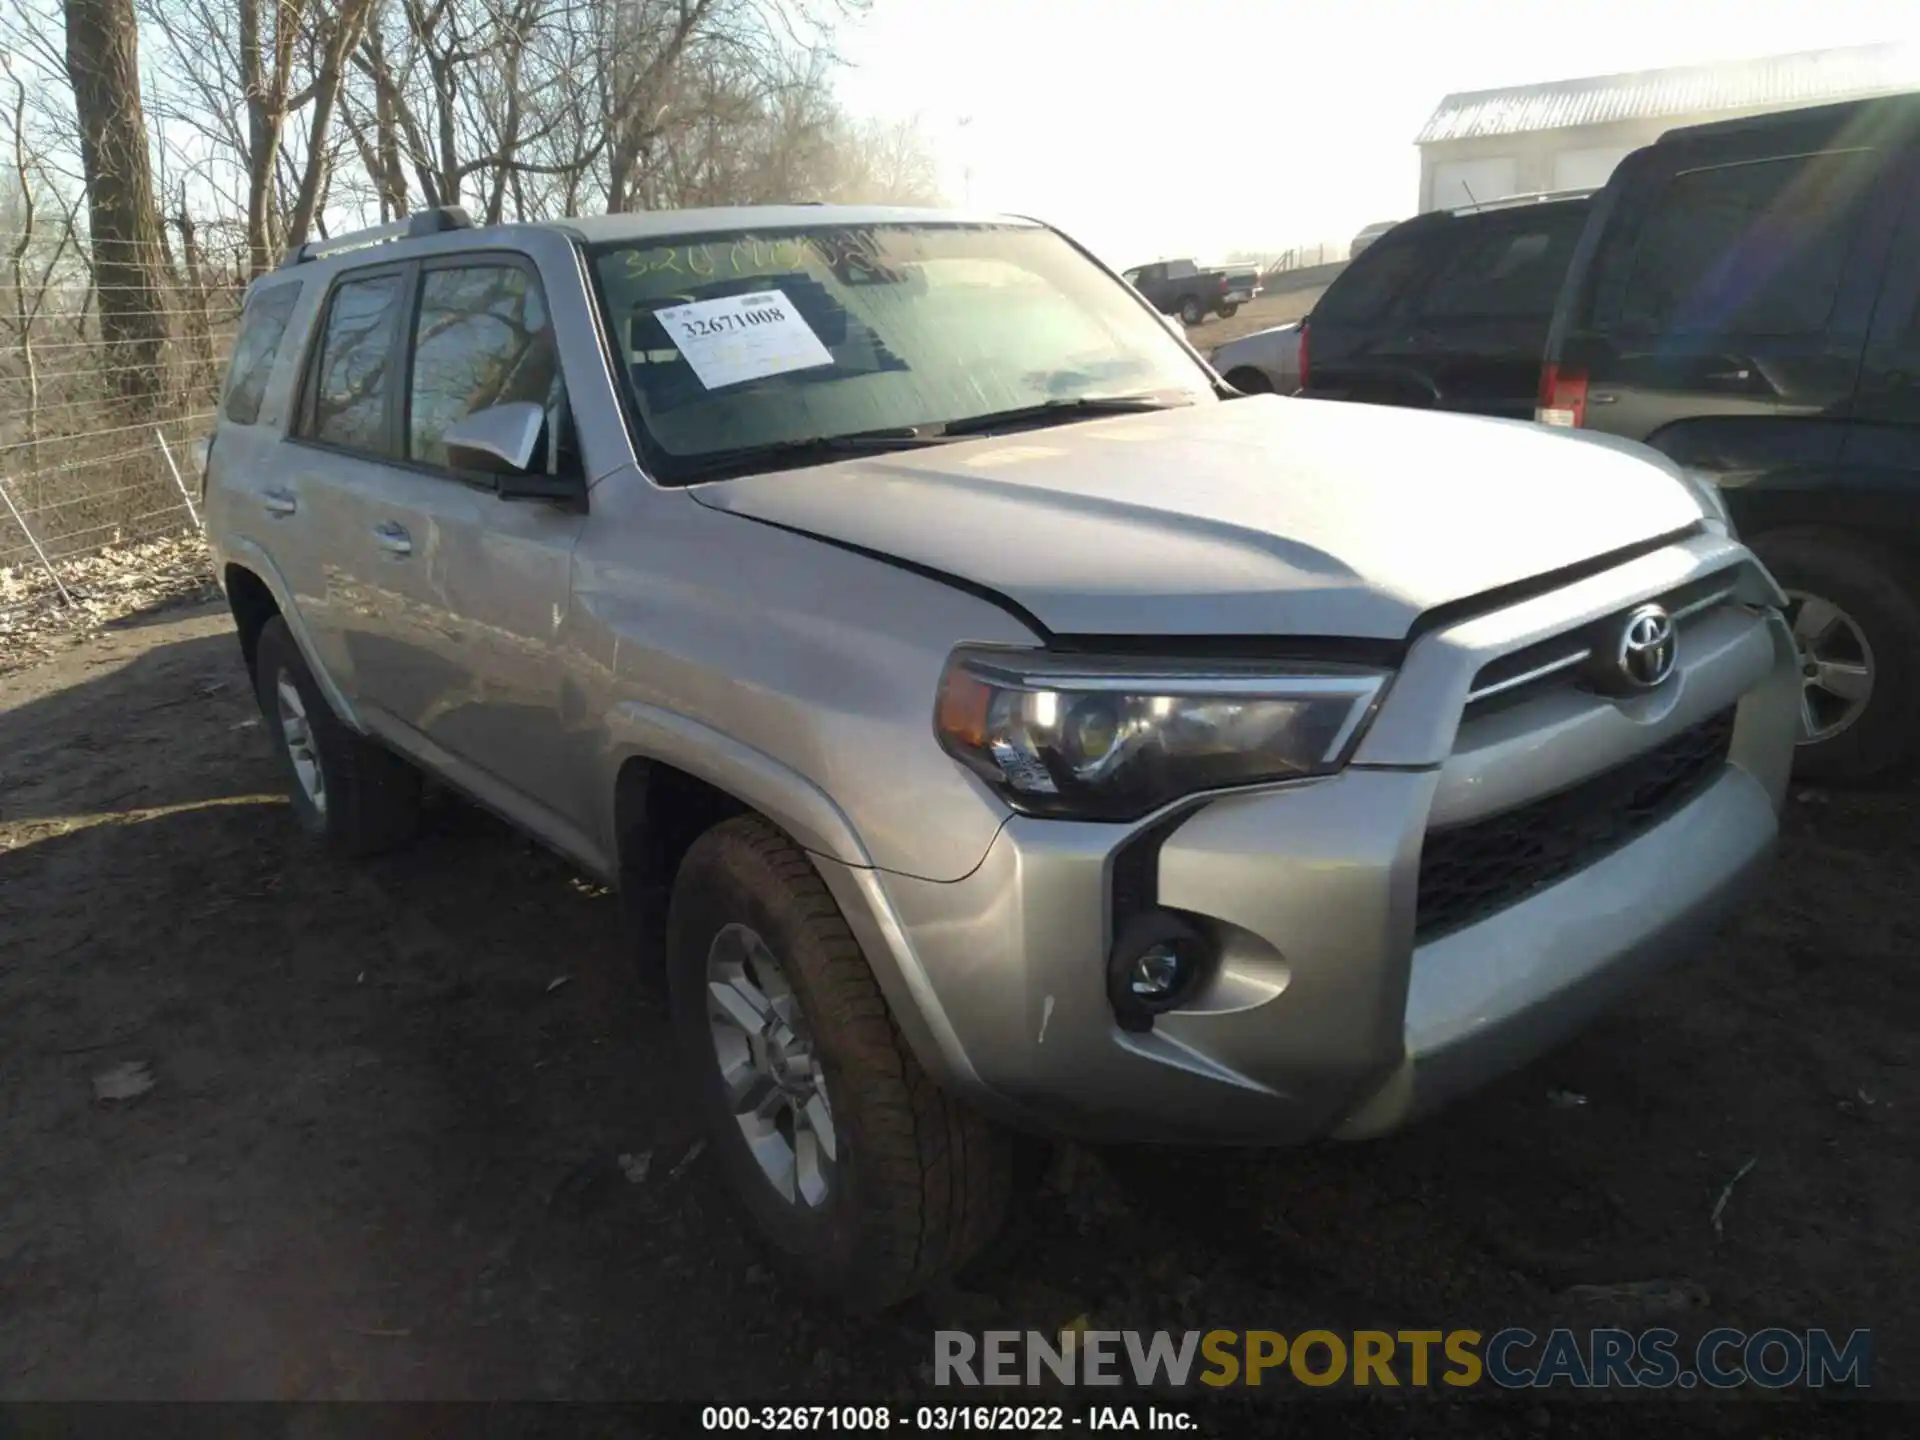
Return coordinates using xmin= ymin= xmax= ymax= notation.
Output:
xmin=205 ymin=203 xmax=1800 ymax=1311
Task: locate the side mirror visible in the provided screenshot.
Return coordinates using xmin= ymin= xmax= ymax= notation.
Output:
xmin=442 ymin=401 xmax=585 ymax=505
xmin=443 ymin=401 xmax=546 ymax=476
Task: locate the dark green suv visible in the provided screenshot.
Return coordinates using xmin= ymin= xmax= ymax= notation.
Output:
xmin=1540 ymin=92 xmax=1920 ymax=781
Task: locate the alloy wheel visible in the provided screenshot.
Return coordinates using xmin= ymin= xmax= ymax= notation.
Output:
xmin=706 ymin=922 xmax=836 ymax=1208
xmin=1785 ymin=590 xmax=1874 ymax=743
xmin=275 ymin=671 xmax=327 ymax=814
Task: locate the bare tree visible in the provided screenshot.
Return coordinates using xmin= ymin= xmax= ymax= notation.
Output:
xmin=63 ymin=0 xmax=169 ymax=415
xmin=284 ymin=0 xmax=379 ymax=249
xmin=139 ymin=0 xmax=382 ymax=276
xmin=832 ymin=114 xmax=942 ymax=205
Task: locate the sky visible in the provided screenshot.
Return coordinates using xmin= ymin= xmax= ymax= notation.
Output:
xmin=834 ymin=0 xmax=1913 ymax=268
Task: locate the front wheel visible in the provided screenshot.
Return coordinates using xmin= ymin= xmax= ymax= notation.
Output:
xmin=1749 ymin=529 xmax=1920 ymax=783
xmin=253 ymin=616 xmax=422 ymax=855
xmin=1178 ymin=296 xmax=1204 ymax=326
xmin=667 ymin=814 xmax=1014 ymax=1311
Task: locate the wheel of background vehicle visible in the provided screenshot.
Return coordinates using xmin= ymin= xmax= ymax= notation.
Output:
xmin=1179 ymin=296 xmax=1204 ymax=326
xmin=1223 ymin=366 xmax=1273 ymax=395
xmin=1747 ymin=529 xmax=1920 ymax=783
xmin=667 ymin=814 xmax=1014 ymax=1311
xmin=253 ymin=616 xmax=423 ymax=855
xmin=1218 ymin=302 xmax=1239 ymax=319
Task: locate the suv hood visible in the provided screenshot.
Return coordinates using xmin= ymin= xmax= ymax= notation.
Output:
xmin=688 ymin=398 xmax=1709 ymax=640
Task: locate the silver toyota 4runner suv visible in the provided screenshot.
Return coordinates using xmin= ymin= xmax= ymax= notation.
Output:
xmin=205 ymin=204 xmax=1801 ymax=1310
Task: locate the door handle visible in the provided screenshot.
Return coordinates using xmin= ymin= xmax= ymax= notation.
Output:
xmin=373 ymin=522 xmax=413 ymax=557
xmin=262 ymin=488 xmax=297 ymax=517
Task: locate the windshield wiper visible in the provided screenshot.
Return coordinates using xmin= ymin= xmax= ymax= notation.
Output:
xmin=673 ymin=428 xmax=955 ymax=481
xmin=937 ymin=395 xmax=1185 ymax=438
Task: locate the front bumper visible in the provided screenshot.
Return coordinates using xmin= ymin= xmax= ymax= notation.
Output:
xmin=818 ymin=534 xmax=1801 ymax=1145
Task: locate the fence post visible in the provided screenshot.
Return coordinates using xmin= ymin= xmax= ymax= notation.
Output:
xmin=155 ymin=428 xmax=203 ymax=531
xmin=0 ymin=477 xmax=76 ymax=608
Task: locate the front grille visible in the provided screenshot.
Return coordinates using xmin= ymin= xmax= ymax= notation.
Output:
xmin=1415 ymin=708 xmax=1738 ymax=943
xmin=1463 ymin=568 xmax=1743 ymax=714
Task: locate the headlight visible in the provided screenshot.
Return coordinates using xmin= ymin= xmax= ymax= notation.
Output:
xmin=934 ymin=648 xmax=1389 ymax=821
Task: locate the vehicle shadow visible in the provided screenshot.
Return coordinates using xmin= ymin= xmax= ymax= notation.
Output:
xmin=0 ymin=609 xmax=259 ymax=828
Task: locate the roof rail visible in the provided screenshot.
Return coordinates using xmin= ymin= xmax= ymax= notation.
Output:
xmin=280 ymin=206 xmax=474 ymax=268
xmin=1450 ymin=187 xmax=1595 ymax=215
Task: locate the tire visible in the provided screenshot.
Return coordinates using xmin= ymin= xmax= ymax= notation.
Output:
xmin=253 ymin=616 xmax=423 ymax=855
xmin=1748 ymin=528 xmax=1920 ymax=783
xmin=1224 ymin=367 xmax=1273 ymax=395
xmin=1218 ymin=302 xmax=1239 ymax=319
xmin=667 ymin=814 xmax=1014 ymax=1311
xmin=1178 ymin=296 xmax=1204 ymax=326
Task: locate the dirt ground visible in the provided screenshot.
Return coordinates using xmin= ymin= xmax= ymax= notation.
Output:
xmin=2 ymin=598 xmax=1914 ymax=1426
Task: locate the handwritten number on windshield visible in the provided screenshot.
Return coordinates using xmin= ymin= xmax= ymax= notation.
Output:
xmin=620 ymin=233 xmax=896 ymax=282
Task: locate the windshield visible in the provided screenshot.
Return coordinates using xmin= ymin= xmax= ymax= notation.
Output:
xmin=588 ymin=222 xmax=1215 ymax=481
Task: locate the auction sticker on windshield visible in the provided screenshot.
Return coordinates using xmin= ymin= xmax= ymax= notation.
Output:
xmin=654 ymin=290 xmax=834 ymax=390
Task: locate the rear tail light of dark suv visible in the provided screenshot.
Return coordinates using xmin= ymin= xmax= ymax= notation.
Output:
xmin=1538 ymin=364 xmax=1588 ymax=428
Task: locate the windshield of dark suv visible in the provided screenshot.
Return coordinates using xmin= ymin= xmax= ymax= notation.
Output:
xmin=588 ymin=222 xmax=1216 ymax=481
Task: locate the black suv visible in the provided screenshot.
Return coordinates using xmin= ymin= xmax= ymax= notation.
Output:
xmin=1296 ymin=193 xmax=1592 ymax=421
xmin=1540 ymin=93 xmax=1920 ymax=781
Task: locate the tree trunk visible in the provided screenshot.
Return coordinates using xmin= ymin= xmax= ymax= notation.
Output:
xmin=174 ymin=195 xmax=216 ymax=403
xmin=64 ymin=0 xmax=169 ymax=418
xmin=7 ymin=75 xmax=43 ymax=467
xmin=285 ymin=0 xmax=376 ymax=251
xmin=367 ymin=25 xmax=409 ymax=219
xmin=238 ymin=0 xmax=285 ymax=277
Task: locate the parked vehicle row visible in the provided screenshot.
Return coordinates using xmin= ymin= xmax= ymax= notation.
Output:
xmin=207 ymin=201 xmax=1797 ymax=1312
xmin=1216 ymin=91 xmax=1920 ymax=782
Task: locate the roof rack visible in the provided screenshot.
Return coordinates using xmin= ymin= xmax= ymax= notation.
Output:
xmin=280 ymin=206 xmax=474 ymax=268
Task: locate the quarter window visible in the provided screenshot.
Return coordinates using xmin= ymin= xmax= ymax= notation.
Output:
xmin=408 ymin=264 xmax=559 ymax=470
xmin=222 ymin=282 xmax=301 ymax=425
xmin=1617 ymin=151 xmax=1877 ymax=336
xmin=307 ymin=272 xmax=405 ymax=452
xmin=1314 ymin=230 xmax=1424 ymax=325
xmin=1416 ymin=213 xmax=1586 ymax=320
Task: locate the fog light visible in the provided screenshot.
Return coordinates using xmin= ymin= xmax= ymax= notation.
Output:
xmin=1107 ymin=911 xmax=1213 ymax=1031
xmin=1129 ymin=944 xmax=1186 ymax=999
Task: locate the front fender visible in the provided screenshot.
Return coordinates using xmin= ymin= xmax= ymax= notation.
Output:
xmin=598 ymin=700 xmax=996 ymax=1096
xmin=601 ymin=699 xmax=872 ymax=868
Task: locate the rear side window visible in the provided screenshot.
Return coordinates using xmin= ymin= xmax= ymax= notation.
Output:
xmin=306 ymin=271 xmax=406 ymax=453
xmin=222 ymin=283 xmax=301 ymax=425
xmin=1314 ymin=229 xmax=1427 ymax=324
xmin=1615 ymin=151 xmax=1877 ymax=336
xmin=1416 ymin=212 xmax=1587 ymax=320
xmin=408 ymin=264 xmax=559 ymax=469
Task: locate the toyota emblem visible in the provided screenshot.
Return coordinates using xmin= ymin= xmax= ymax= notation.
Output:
xmin=1610 ymin=603 xmax=1678 ymax=691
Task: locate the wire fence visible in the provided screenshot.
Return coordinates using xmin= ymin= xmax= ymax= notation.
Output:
xmin=0 ymin=223 xmax=240 ymax=596
xmin=0 ymin=411 xmax=216 ymax=577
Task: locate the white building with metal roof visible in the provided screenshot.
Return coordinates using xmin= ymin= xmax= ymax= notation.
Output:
xmin=1415 ymin=42 xmax=1920 ymax=213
